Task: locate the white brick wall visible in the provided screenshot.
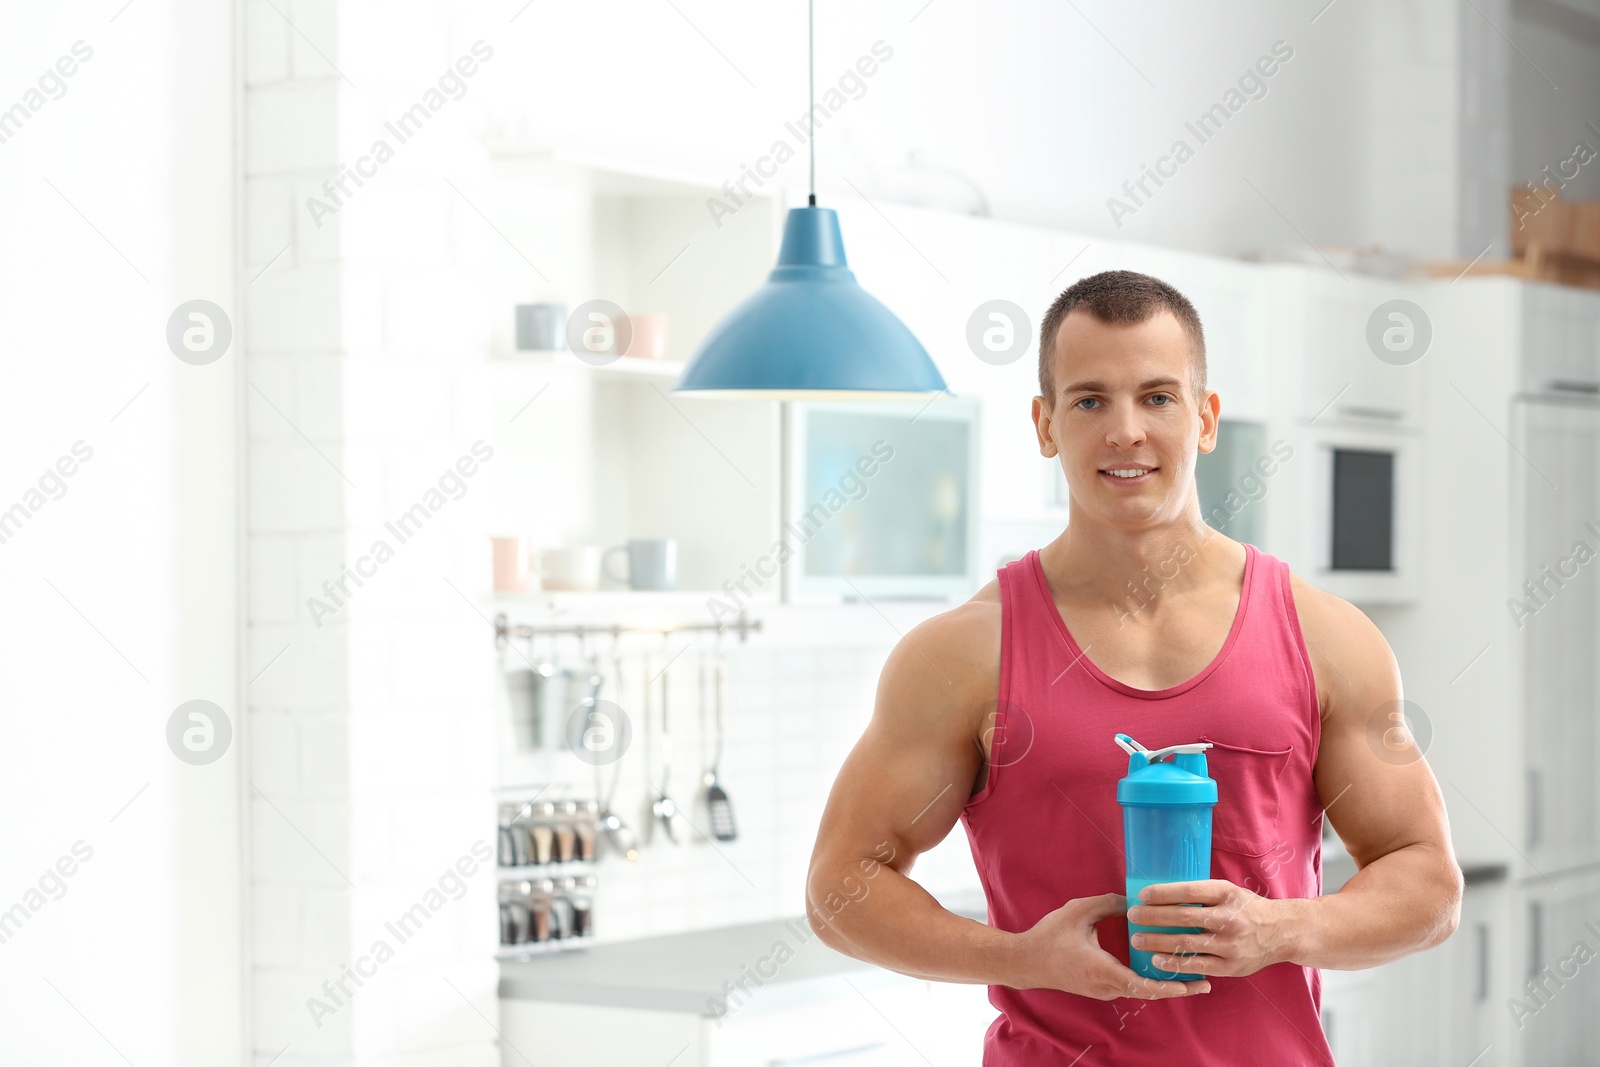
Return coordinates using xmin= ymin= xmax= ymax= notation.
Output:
xmin=244 ymin=4 xmax=504 ymax=1062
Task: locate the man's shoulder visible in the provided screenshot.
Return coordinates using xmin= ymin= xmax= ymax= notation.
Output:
xmin=883 ymin=578 xmax=1003 ymax=694
xmin=1284 ymin=566 xmax=1398 ymax=709
xmin=1284 ymin=567 xmax=1384 ymax=644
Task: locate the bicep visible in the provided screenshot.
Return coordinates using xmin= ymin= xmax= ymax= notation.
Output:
xmin=1304 ymin=593 xmax=1451 ymax=868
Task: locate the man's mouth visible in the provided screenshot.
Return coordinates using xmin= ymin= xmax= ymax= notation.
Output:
xmin=1099 ymin=466 xmax=1157 ymax=484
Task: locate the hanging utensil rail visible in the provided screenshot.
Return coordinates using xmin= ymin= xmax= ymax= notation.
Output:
xmin=492 ymin=611 xmax=761 ymax=649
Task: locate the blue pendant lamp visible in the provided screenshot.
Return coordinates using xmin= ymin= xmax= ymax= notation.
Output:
xmin=672 ymin=1 xmax=948 ymax=400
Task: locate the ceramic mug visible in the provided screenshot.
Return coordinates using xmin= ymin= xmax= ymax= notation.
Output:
xmin=622 ymin=314 xmax=669 ymax=360
xmin=603 ymin=538 xmax=678 ymax=591
xmin=537 ymin=546 xmax=601 ymax=591
xmin=515 ymin=303 xmax=566 ymax=351
xmin=492 ymin=536 xmax=530 ymax=593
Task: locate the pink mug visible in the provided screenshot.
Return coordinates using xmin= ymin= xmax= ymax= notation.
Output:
xmin=492 ymin=536 xmax=530 ymax=593
xmin=622 ymin=314 xmax=669 ymax=360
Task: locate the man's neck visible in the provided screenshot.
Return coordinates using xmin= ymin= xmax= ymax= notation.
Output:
xmin=1039 ymin=514 xmax=1236 ymax=607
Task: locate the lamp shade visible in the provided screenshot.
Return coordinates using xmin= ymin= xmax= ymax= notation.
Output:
xmin=672 ymin=206 xmax=949 ymax=399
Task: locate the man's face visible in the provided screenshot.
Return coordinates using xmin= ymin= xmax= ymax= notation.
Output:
xmin=1032 ymin=309 xmax=1218 ymax=530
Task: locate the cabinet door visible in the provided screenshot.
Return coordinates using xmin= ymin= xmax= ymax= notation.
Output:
xmin=1515 ymin=869 xmax=1600 ymax=1067
xmin=1520 ymin=284 xmax=1600 ymax=395
xmin=1515 ymin=400 xmax=1600 ymax=874
xmin=1293 ymin=271 xmax=1424 ymax=428
xmin=713 ymin=977 xmax=983 ymax=1067
xmin=1443 ymin=883 xmax=1507 ymax=1067
xmin=1319 ymin=969 xmax=1381 ymax=1065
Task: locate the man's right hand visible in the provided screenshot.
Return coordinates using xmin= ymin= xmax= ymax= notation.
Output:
xmin=1014 ymin=892 xmax=1213 ymax=1000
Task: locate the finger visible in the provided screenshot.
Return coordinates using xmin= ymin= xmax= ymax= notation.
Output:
xmin=1117 ymin=972 xmax=1213 ymax=999
xmin=1133 ymin=932 xmax=1229 ymax=960
xmin=1084 ymin=892 xmax=1133 ymax=921
xmin=1128 ymin=904 xmax=1217 ymax=929
xmin=1149 ymin=952 xmax=1225 ymax=976
xmin=1135 ymin=879 xmax=1232 ymax=906
xmin=1100 ymin=958 xmax=1212 ymax=999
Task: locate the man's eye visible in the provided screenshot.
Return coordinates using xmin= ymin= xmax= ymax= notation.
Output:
xmin=1074 ymin=397 xmax=1099 ymax=410
xmin=1149 ymin=394 xmax=1172 ymax=406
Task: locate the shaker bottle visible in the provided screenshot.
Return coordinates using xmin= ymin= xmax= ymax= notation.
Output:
xmin=1114 ymin=733 xmax=1217 ymax=981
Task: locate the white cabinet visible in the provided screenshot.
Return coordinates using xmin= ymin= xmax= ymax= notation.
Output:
xmin=712 ymin=977 xmax=996 ymax=1067
xmin=1320 ymin=968 xmax=1382 ymax=1065
xmin=1270 ymin=266 xmax=1426 ymax=428
xmin=1445 ymin=880 xmax=1509 ymax=1067
xmin=1513 ymin=867 xmax=1600 ymax=1066
xmin=1146 ymin=254 xmax=1273 ymax=423
xmin=1318 ymin=876 xmax=1509 ymax=1067
xmin=1514 ymin=399 xmax=1600 ymax=876
xmin=1519 ymin=283 xmax=1600 ymax=396
xmin=499 ymin=976 xmax=998 ymax=1067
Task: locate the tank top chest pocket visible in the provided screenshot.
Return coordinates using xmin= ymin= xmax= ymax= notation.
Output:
xmin=1197 ymin=736 xmax=1295 ymax=857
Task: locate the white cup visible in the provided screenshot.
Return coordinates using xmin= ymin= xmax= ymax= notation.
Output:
xmin=537 ymin=546 xmax=601 ymax=591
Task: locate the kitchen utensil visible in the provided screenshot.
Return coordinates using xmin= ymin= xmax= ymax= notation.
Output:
xmin=508 ymin=647 xmax=597 ymax=750
xmin=602 ymin=538 xmax=679 ymax=591
xmin=595 ymin=637 xmax=639 ymax=861
xmin=701 ymin=640 xmax=738 ymax=841
xmin=649 ymin=646 xmax=684 ymax=844
xmin=505 ymin=646 xmax=556 ymax=750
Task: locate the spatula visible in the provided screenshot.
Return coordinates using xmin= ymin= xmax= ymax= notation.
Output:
xmin=702 ymin=641 xmax=737 ymax=841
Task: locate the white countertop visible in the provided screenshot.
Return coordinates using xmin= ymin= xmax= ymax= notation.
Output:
xmin=498 ymin=887 xmax=988 ymax=1016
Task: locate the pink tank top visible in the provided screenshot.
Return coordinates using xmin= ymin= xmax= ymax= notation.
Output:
xmin=959 ymin=543 xmax=1334 ymax=1065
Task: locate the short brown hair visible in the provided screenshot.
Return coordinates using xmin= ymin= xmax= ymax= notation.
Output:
xmin=1037 ymin=270 xmax=1207 ymax=407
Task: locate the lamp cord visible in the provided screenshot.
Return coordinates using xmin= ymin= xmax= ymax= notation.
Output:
xmin=808 ymin=0 xmax=816 ymax=207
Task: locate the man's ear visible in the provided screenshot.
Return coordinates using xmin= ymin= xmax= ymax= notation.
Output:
xmin=1031 ymin=395 xmax=1058 ymax=457
xmin=1196 ymin=389 xmax=1221 ymax=454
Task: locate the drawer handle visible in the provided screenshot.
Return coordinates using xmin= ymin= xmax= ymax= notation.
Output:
xmin=1476 ymin=921 xmax=1490 ymax=1002
xmin=768 ymin=1041 xmax=889 ymax=1065
xmin=1546 ymin=379 xmax=1600 ymax=394
xmin=1337 ymin=404 xmax=1405 ymax=421
xmin=1529 ymin=901 xmax=1543 ymax=979
xmin=1527 ymin=768 xmax=1541 ymax=847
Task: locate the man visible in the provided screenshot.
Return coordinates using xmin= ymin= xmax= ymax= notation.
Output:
xmin=804 ymin=270 xmax=1463 ymax=1064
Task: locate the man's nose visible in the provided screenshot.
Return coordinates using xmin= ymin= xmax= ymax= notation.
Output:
xmin=1106 ymin=402 xmax=1148 ymax=449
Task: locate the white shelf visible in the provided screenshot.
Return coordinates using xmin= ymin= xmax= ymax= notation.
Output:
xmin=492 ymin=588 xmax=775 ymax=606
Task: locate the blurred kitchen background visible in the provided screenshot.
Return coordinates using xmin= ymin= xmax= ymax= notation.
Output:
xmin=3 ymin=0 xmax=1600 ymax=1064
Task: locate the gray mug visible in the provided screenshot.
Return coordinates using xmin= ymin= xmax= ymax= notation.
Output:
xmin=516 ymin=303 xmax=566 ymax=351
xmin=603 ymin=538 xmax=678 ymax=591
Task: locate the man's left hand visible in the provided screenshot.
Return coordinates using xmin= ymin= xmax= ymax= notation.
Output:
xmin=1126 ymin=879 xmax=1297 ymax=977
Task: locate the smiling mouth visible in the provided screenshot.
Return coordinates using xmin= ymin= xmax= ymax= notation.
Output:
xmin=1100 ymin=467 xmax=1157 ymax=483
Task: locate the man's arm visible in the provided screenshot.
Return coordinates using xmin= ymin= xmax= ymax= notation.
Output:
xmin=806 ymin=590 xmax=1210 ymax=1001
xmin=804 ymin=595 xmax=1028 ymax=986
xmin=1277 ymin=576 xmax=1464 ymax=970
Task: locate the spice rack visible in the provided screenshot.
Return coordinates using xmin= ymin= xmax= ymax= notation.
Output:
xmin=496 ymin=785 xmax=598 ymax=958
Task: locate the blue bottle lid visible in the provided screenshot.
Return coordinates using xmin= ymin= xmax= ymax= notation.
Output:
xmin=1114 ymin=733 xmax=1219 ymax=807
